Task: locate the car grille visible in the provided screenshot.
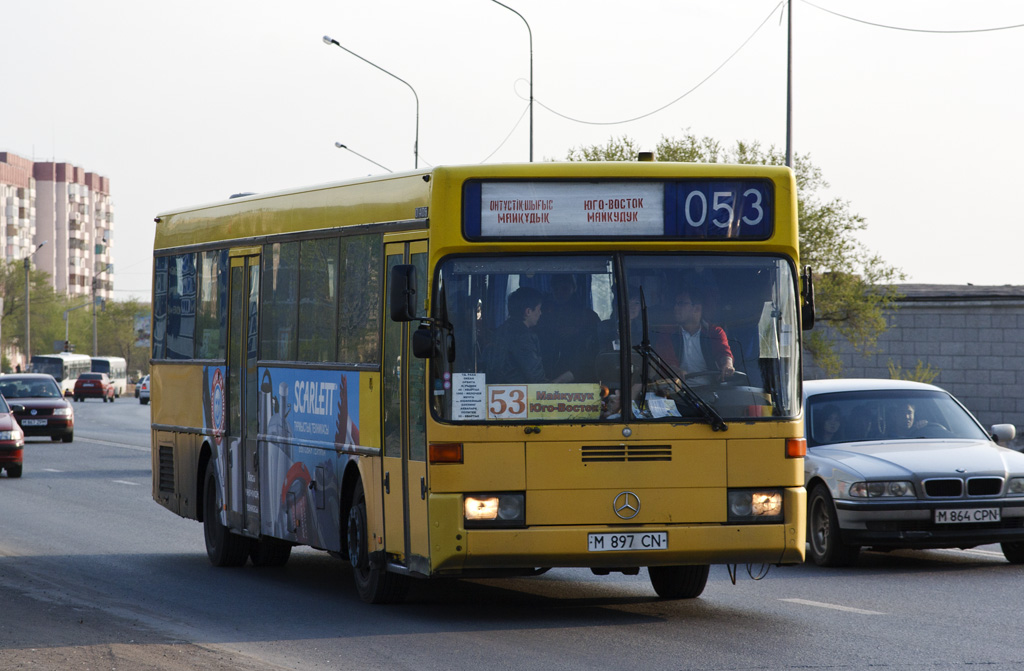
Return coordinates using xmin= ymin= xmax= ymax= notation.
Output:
xmin=15 ymin=409 xmax=55 ymax=418
xmin=924 ymin=477 xmax=1005 ymax=497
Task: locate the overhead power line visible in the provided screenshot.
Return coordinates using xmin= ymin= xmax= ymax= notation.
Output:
xmin=801 ymin=0 xmax=1024 ymax=33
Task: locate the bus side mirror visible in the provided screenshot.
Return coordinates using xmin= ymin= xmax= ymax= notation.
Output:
xmin=390 ymin=264 xmax=418 ymax=322
xmin=412 ymin=325 xmax=437 ymax=358
xmin=801 ymin=266 xmax=815 ymax=331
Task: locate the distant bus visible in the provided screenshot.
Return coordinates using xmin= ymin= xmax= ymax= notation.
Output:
xmin=30 ymin=352 xmax=92 ymax=396
xmin=91 ymin=356 xmax=128 ymax=397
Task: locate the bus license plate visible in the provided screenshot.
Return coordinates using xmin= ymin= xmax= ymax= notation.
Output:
xmin=20 ymin=419 xmax=46 ymax=426
xmin=935 ymin=508 xmax=1000 ymax=524
xmin=588 ymin=532 xmax=668 ymax=552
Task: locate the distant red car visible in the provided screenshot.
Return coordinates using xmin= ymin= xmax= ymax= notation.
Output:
xmin=74 ymin=372 xmax=115 ymax=402
xmin=0 ymin=394 xmax=26 ymax=478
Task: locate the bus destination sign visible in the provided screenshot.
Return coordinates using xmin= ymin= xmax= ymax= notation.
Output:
xmin=464 ymin=180 xmax=773 ymax=241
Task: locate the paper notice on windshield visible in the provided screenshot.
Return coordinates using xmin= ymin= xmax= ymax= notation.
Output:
xmin=452 ymin=373 xmax=486 ymax=420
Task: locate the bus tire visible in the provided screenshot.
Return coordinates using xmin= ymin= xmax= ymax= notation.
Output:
xmin=250 ymin=537 xmax=293 ymax=567
xmin=807 ymin=483 xmax=860 ymax=567
xmin=203 ymin=462 xmax=251 ymax=567
xmin=648 ymin=564 xmax=710 ymax=599
xmin=347 ymin=480 xmax=409 ymax=604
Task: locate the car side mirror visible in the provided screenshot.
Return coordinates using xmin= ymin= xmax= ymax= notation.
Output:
xmin=990 ymin=423 xmax=1016 ymax=446
xmin=9 ymin=404 xmax=25 ymax=414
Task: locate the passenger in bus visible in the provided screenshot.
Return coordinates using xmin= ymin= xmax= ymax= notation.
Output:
xmin=485 ymin=287 xmax=574 ymax=385
xmin=537 ymin=275 xmax=602 ymax=381
xmin=654 ymin=287 xmax=735 ymax=383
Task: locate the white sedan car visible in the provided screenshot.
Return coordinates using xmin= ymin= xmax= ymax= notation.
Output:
xmin=804 ymin=379 xmax=1023 ymax=566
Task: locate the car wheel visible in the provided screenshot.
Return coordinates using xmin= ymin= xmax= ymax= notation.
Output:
xmin=202 ymin=461 xmax=251 ymax=567
xmin=51 ymin=435 xmax=61 ymax=442
xmin=807 ymin=483 xmax=860 ymax=567
xmin=347 ymin=480 xmax=409 ymax=603
xmin=1001 ymin=542 xmax=1024 ymax=564
xmin=140 ymin=398 xmax=149 ymax=405
xmin=648 ymin=564 xmax=710 ymax=599
xmin=6 ymin=464 xmax=22 ymax=478
xmin=62 ymin=432 xmax=73 ymax=443
xmin=250 ymin=537 xmax=293 ymax=567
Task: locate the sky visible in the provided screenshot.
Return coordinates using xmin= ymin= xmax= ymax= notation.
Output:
xmin=3 ymin=1 xmax=1022 ymax=301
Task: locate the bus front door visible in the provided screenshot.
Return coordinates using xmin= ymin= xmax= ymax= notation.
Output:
xmin=226 ymin=252 xmax=261 ymax=538
xmin=382 ymin=241 xmax=429 ymax=574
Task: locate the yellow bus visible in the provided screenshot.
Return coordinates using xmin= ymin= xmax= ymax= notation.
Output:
xmin=151 ymin=161 xmax=811 ymax=603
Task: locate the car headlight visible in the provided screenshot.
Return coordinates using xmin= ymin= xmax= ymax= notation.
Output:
xmin=1008 ymin=478 xmax=1024 ymax=495
xmin=727 ymin=488 xmax=784 ymax=523
xmin=0 ymin=429 xmax=23 ymax=441
xmin=464 ymin=493 xmax=525 ymax=528
xmin=849 ymin=481 xmax=915 ymax=498
xmin=51 ymin=406 xmax=73 ymax=417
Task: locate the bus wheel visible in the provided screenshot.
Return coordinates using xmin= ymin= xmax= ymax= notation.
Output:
xmin=807 ymin=484 xmax=860 ymax=567
xmin=250 ymin=537 xmax=293 ymax=567
xmin=648 ymin=565 xmax=710 ymax=599
xmin=203 ymin=462 xmax=251 ymax=567
xmin=346 ymin=480 xmax=409 ymax=604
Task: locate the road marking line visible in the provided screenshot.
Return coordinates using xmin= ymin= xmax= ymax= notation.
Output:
xmin=74 ymin=436 xmax=149 ymax=452
xmin=111 ymin=480 xmax=141 ymax=486
xmin=781 ymin=598 xmax=885 ymax=615
xmin=42 ymin=468 xmax=63 ymax=472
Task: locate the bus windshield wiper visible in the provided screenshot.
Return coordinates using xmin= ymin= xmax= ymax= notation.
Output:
xmin=633 ymin=289 xmax=727 ymax=432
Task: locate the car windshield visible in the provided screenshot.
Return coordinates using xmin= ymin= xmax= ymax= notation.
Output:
xmin=807 ymin=389 xmax=990 ymax=446
xmin=430 ymin=253 xmax=800 ymax=424
xmin=0 ymin=378 xmax=63 ymax=399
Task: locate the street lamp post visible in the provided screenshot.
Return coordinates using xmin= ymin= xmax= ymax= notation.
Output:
xmin=490 ymin=0 xmax=533 ymax=162
xmin=323 ymin=35 xmax=420 ymax=169
xmin=334 ymin=142 xmax=392 ymax=173
xmin=24 ymin=240 xmax=47 ymax=367
xmin=92 ymin=264 xmax=113 ymax=356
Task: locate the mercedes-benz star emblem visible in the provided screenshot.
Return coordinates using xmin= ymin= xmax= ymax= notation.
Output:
xmin=613 ymin=491 xmax=640 ymax=520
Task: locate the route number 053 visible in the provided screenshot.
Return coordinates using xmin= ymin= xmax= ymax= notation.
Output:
xmin=487 ymin=385 xmax=528 ymax=420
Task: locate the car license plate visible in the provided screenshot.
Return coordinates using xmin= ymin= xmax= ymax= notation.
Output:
xmin=20 ymin=419 xmax=47 ymax=426
xmin=588 ymin=532 xmax=668 ymax=552
xmin=935 ymin=508 xmax=1000 ymax=524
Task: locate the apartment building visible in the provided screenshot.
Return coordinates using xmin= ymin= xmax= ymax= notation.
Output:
xmin=0 ymin=151 xmax=114 ymax=300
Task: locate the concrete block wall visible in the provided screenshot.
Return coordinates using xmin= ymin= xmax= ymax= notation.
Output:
xmin=803 ymin=285 xmax=1024 ymax=445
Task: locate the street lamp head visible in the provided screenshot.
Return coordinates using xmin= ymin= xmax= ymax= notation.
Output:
xmin=323 ymin=35 xmax=337 ymax=46
xmin=335 ymin=142 xmax=346 ymax=149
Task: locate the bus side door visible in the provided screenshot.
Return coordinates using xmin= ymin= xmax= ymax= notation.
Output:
xmin=382 ymin=240 xmax=429 ymax=574
xmin=227 ymin=252 xmax=261 ymax=538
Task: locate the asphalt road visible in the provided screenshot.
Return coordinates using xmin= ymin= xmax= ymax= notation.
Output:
xmin=2 ymin=397 xmax=1023 ymax=670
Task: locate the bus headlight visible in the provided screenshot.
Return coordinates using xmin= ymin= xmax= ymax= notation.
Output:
xmin=464 ymin=493 xmax=525 ymax=528
xmin=727 ymin=488 xmax=784 ymax=523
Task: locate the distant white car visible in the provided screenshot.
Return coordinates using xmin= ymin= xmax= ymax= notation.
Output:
xmin=138 ymin=375 xmax=150 ymax=405
xmin=804 ymin=378 xmax=1023 ymax=566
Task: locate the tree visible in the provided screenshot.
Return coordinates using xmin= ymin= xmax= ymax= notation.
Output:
xmin=566 ymin=132 xmax=904 ymax=375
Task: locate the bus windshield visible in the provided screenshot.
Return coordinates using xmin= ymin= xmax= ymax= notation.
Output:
xmin=31 ymin=359 xmax=65 ymax=380
xmin=433 ymin=253 xmax=799 ymax=424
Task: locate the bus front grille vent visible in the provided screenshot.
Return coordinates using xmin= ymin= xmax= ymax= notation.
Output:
xmin=158 ymin=444 xmax=174 ymax=493
xmin=581 ymin=445 xmax=672 ymax=463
